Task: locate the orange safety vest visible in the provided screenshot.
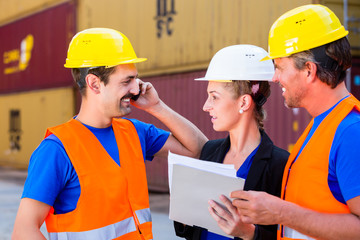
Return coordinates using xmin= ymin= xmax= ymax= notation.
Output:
xmin=278 ymin=95 xmax=360 ymax=240
xmin=44 ymin=118 xmax=153 ymax=240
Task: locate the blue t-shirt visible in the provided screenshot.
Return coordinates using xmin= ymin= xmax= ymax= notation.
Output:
xmin=201 ymin=143 xmax=260 ymax=240
xmin=22 ymin=118 xmax=170 ymax=214
xmin=295 ymin=95 xmax=360 ymax=204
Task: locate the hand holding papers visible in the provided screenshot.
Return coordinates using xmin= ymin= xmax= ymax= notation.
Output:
xmin=168 ymin=152 xmax=245 ymax=237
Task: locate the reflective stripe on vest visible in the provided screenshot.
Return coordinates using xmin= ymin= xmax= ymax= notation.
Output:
xmin=49 ymin=216 xmax=136 ymax=240
xmin=48 ymin=208 xmax=152 ymax=240
xmin=136 ymin=208 xmax=152 ymax=224
xmin=283 ymin=226 xmax=315 ymax=240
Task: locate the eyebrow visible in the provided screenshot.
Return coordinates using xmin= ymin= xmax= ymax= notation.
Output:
xmin=125 ymin=74 xmax=138 ymax=81
xmin=208 ymin=90 xmax=222 ymax=95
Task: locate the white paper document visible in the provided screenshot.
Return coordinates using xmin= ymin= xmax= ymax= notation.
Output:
xmin=168 ymin=152 xmax=245 ymax=237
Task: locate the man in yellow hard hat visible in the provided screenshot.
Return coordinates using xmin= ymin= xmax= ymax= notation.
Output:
xmin=230 ymin=4 xmax=360 ymax=240
xmin=12 ymin=28 xmax=208 ymax=240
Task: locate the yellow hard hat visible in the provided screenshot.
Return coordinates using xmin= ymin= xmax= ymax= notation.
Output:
xmin=64 ymin=28 xmax=147 ymax=68
xmin=262 ymin=4 xmax=348 ymax=60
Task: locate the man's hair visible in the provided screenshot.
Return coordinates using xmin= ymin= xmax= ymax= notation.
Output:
xmin=224 ymin=80 xmax=271 ymax=131
xmin=71 ymin=67 xmax=116 ymax=96
xmin=290 ymin=37 xmax=352 ymax=89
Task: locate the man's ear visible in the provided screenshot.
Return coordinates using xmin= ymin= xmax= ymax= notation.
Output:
xmin=86 ymin=74 xmax=101 ymax=94
xmin=305 ymin=61 xmax=318 ymax=83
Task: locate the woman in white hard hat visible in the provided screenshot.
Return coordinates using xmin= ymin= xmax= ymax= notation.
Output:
xmin=174 ymin=44 xmax=289 ymax=240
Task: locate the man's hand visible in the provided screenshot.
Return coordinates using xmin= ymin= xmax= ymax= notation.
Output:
xmin=131 ymin=79 xmax=161 ymax=113
xmin=131 ymin=79 xmax=207 ymax=159
xmin=230 ymin=190 xmax=284 ymax=225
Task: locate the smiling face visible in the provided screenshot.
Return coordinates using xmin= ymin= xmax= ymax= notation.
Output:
xmin=203 ymin=81 xmax=242 ymax=132
xmin=100 ymin=63 xmax=139 ymax=118
xmin=272 ymin=57 xmax=308 ymax=108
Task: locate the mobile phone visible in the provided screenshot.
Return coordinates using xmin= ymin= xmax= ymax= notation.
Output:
xmin=131 ymin=90 xmax=141 ymax=101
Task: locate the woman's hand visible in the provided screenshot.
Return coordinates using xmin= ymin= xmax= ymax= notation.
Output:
xmin=208 ymin=194 xmax=255 ymax=240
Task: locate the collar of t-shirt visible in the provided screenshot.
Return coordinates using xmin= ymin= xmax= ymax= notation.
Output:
xmin=296 ymin=94 xmax=350 ymax=160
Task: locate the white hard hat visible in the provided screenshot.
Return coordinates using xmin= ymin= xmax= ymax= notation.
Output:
xmin=195 ymin=44 xmax=274 ymax=81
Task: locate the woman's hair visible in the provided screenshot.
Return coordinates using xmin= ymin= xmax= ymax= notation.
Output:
xmin=71 ymin=66 xmax=116 ymax=96
xmin=224 ymin=80 xmax=270 ymax=130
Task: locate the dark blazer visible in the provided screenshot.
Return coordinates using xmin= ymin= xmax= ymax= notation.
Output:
xmin=174 ymin=131 xmax=289 ymax=240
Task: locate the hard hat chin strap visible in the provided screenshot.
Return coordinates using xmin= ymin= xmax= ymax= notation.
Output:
xmin=310 ymin=45 xmax=340 ymax=72
xmin=78 ymin=67 xmax=101 ymax=89
xmin=253 ymin=94 xmax=267 ymax=107
xmin=78 ymin=68 xmax=90 ymax=89
xmin=250 ymin=82 xmax=267 ymax=107
xmin=310 ymin=45 xmax=344 ymax=84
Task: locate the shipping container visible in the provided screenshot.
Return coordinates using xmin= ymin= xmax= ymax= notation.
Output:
xmin=0 ymin=87 xmax=75 ymax=168
xmin=1 ymin=0 xmax=359 ymax=77
xmin=1 ymin=0 xmax=359 ymax=192
xmin=0 ymin=1 xmax=76 ymax=93
xmin=1 ymin=0 xmax=359 ymax=76
xmin=0 ymin=1 xmax=77 ymax=168
xmin=0 ymin=0 xmax=65 ymax=25
xmin=75 ymin=0 xmax=315 ymax=76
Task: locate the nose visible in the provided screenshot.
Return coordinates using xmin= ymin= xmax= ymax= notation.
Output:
xmin=130 ymin=78 xmax=140 ymax=95
xmin=203 ymin=98 xmax=211 ymax=112
xmin=272 ymin=70 xmax=279 ymax=83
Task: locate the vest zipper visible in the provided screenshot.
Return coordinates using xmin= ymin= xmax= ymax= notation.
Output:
xmin=127 ymin=196 xmax=146 ymax=239
xmin=133 ymin=213 xmax=146 ymax=240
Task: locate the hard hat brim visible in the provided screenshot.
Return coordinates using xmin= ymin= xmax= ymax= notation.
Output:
xmin=260 ymin=55 xmax=271 ymax=61
xmin=105 ymin=58 xmax=147 ymax=68
xmin=64 ymin=57 xmax=147 ymax=68
xmin=194 ymin=77 xmax=272 ymax=82
xmin=194 ymin=78 xmax=232 ymax=82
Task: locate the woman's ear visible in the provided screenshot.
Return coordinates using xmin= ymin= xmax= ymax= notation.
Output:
xmin=86 ymin=74 xmax=101 ymax=94
xmin=238 ymin=94 xmax=252 ymax=113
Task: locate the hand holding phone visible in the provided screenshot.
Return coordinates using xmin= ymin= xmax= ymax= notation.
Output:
xmin=131 ymin=90 xmax=141 ymax=101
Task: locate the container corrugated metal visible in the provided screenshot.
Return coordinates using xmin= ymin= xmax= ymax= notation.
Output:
xmin=129 ymin=71 xmax=311 ymax=192
xmin=0 ymin=0 xmax=62 ymax=25
xmin=75 ymin=0 xmax=312 ymax=76
xmin=0 ymin=1 xmax=76 ymax=94
xmin=1 ymin=0 xmax=358 ymax=78
xmin=0 ymin=87 xmax=75 ymax=169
